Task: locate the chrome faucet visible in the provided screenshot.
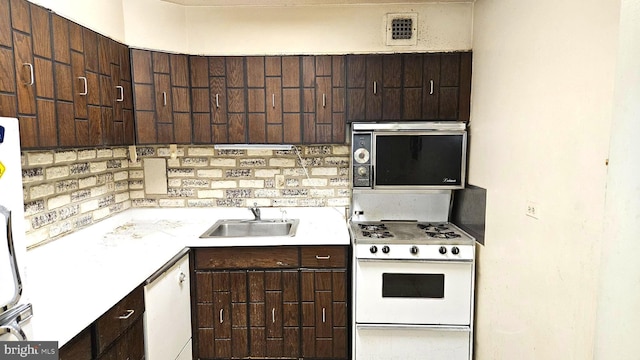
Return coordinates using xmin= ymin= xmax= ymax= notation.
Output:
xmin=249 ymin=202 xmax=261 ymax=221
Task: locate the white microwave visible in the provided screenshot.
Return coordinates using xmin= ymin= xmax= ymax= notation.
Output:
xmin=351 ymin=122 xmax=467 ymax=190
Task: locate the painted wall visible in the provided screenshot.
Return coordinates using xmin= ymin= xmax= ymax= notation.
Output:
xmin=27 ymin=0 xmax=126 ymax=42
xmin=185 ymin=3 xmax=473 ymax=55
xmin=469 ymin=0 xmax=620 ymax=358
xmin=25 ymin=0 xmax=471 ymax=54
xmin=121 ymin=0 xmax=188 ymax=53
xmin=594 ymin=0 xmax=640 ymax=358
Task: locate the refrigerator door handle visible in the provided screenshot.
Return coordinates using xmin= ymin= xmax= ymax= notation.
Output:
xmin=0 ymin=206 xmax=23 ymax=313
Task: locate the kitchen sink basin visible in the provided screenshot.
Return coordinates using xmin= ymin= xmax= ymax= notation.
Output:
xmin=199 ymin=219 xmax=300 ymax=238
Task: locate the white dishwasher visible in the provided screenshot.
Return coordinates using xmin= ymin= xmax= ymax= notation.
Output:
xmin=144 ymin=249 xmax=192 ymax=360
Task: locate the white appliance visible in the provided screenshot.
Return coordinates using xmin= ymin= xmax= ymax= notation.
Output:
xmin=351 ymin=220 xmax=475 ymax=360
xmin=144 ymin=250 xmax=192 ymax=360
xmin=0 ymin=117 xmax=33 ymax=340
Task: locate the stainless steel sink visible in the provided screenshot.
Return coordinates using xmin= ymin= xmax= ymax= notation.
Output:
xmin=200 ymin=219 xmax=299 ymax=238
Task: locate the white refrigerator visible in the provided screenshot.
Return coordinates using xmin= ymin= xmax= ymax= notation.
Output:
xmin=0 ymin=117 xmax=33 ymax=340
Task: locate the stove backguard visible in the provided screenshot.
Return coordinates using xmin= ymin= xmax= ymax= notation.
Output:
xmin=351 ymin=191 xmax=451 ymax=223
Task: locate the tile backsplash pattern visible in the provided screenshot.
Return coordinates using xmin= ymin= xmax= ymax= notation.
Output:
xmin=21 ymin=148 xmax=132 ymax=248
xmin=21 ymin=145 xmax=350 ymax=248
xmin=129 ymin=145 xmax=351 ymax=208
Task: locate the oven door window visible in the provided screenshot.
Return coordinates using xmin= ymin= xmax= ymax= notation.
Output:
xmin=382 ymin=273 xmax=444 ymax=298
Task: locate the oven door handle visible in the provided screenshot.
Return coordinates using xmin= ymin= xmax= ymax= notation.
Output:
xmin=356 ymin=324 xmax=470 ymax=332
xmin=356 ymin=258 xmax=473 ymax=264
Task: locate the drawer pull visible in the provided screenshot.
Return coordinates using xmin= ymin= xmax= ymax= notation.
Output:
xmin=276 ymin=261 xmax=289 ymax=266
xmin=373 ymin=81 xmax=377 ymax=95
xmin=272 ymin=308 xmax=275 ymax=323
xmin=215 ymin=94 xmax=220 ymax=108
xmin=322 ymin=307 xmax=326 ymax=323
xmin=162 ymin=91 xmax=167 ymax=106
xmin=117 ymin=309 xmax=135 ymax=320
xmin=272 ymin=94 xmax=275 ymax=108
xmin=429 ymin=79 xmax=434 ymax=95
xmin=322 ymin=93 xmax=326 ymax=108
xmin=219 ymin=309 xmax=224 ymax=323
xmin=315 ymin=255 xmax=331 ymax=260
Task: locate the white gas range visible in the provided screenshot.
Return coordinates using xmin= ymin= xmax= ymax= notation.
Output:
xmin=350 ymin=219 xmax=476 ymax=360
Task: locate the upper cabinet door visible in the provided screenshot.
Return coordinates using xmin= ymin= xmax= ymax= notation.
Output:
xmin=6 ymin=0 xmax=58 ymax=149
xmin=422 ymin=52 xmax=472 ymax=121
xmin=302 ymin=55 xmax=346 ymax=144
xmin=131 ymin=49 xmax=191 ymax=145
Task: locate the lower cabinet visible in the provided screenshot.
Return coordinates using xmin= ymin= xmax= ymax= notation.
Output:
xmin=192 ymin=246 xmax=349 ymax=360
xmin=59 ymin=285 xmax=145 ymax=360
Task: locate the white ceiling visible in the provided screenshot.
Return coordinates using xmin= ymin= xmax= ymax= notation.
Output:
xmin=160 ymin=0 xmax=472 ymax=6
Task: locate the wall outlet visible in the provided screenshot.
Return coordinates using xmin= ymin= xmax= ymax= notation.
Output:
xmin=275 ymin=175 xmax=285 ymax=189
xmin=526 ymin=201 xmax=539 ymax=219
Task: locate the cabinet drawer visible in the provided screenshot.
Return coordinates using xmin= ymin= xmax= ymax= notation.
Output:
xmin=195 ymin=246 xmax=299 ymax=269
xmin=59 ymin=327 xmax=92 ymax=360
xmin=95 ymin=285 xmax=144 ymax=355
xmin=301 ymin=246 xmax=347 ymax=268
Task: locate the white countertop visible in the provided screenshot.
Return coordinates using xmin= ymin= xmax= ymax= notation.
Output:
xmin=24 ymin=207 xmax=349 ymax=346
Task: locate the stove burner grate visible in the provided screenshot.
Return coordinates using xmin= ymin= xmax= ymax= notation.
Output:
xmin=362 ymin=230 xmax=394 ymax=239
xmin=358 ymin=223 xmax=388 ymax=232
xmin=424 ymin=231 xmax=461 ymax=239
xmin=417 ymin=223 xmax=450 ymax=231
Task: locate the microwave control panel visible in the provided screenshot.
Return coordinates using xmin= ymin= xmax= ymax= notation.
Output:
xmin=352 ymin=132 xmax=372 ymax=188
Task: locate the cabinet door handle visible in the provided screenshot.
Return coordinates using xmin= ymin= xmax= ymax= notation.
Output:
xmin=78 ymin=77 xmax=88 ymax=95
xmin=315 ymin=255 xmax=331 ymax=260
xmin=429 ymin=80 xmax=434 ymax=95
xmin=117 ymin=309 xmax=135 ymax=320
xmin=215 ymin=94 xmax=220 ymax=108
xmin=322 ymin=307 xmax=326 ymax=323
xmin=116 ymin=85 xmax=124 ymax=102
xmin=272 ymin=94 xmax=275 ymax=108
xmin=272 ymin=308 xmax=275 ymax=323
xmin=373 ymin=81 xmax=377 ymax=95
xmin=219 ymin=309 xmax=224 ymax=323
xmin=23 ymin=63 xmax=34 ymax=86
xmin=162 ymin=92 xmax=167 ymax=106
xmin=322 ymin=93 xmax=326 ymax=108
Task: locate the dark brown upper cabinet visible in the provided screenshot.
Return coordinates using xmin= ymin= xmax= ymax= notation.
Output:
xmin=346 ymin=54 xmax=402 ymax=122
xmin=190 ymin=56 xmax=247 ymax=144
xmin=0 ymin=0 xmax=134 ymax=149
xmin=131 ymin=49 xmax=191 ymax=144
xmin=301 ymin=55 xmax=346 ymax=144
xmin=346 ymin=51 xmax=472 ymax=123
xmin=53 ymin=15 xmax=134 ymax=148
xmin=2 ymin=0 xmax=57 ymax=148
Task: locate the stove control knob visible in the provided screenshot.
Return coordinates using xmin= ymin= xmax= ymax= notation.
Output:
xmin=382 ymin=246 xmax=390 ymax=254
xmin=439 ymin=246 xmax=447 ymax=255
xmin=370 ymin=246 xmax=378 ymax=254
xmin=452 ymin=246 xmax=460 ymax=255
xmin=410 ymin=246 xmax=419 ymax=255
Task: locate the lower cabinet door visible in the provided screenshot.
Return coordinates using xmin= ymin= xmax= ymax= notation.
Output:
xmin=301 ymin=269 xmax=348 ymax=359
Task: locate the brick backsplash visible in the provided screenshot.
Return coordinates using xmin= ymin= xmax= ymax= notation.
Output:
xmin=21 ymin=147 xmax=132 ymax=248
xmin=21 ymin=145 xmax=351 ymax=248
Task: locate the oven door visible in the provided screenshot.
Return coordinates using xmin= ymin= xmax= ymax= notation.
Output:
xmin=355 ymin=324 xmax=470 ymax=360
xmin=355 ymin=259 xmax=473 ymax=325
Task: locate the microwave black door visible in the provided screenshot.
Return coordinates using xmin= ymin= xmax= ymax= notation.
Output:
xmin=375 ymin=134 xmax=464 ymax=187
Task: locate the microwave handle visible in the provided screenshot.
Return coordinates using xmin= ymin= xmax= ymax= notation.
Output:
xmin=0 ymin=206 xmax=23 ymax=313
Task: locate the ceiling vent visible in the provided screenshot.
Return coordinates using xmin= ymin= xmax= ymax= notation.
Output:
xmin=386 ymin=13 xmax=418 ymax=46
